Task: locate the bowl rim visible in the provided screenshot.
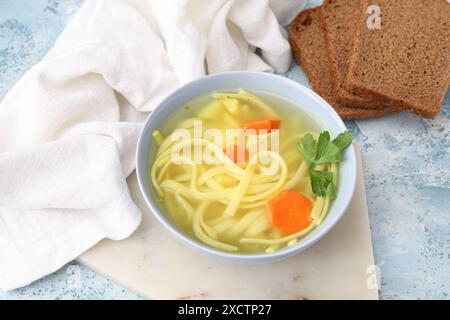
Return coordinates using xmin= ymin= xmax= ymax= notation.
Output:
xmin=136 ymin=71 xmax=357 ymax=262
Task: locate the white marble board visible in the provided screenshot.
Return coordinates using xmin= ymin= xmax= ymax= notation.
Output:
xmin=78 ymin=146 xmax=378 ymax=300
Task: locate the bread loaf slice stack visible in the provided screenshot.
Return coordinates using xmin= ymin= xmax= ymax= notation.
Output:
xmin=289 ymin=0 xmax=450 ymax=119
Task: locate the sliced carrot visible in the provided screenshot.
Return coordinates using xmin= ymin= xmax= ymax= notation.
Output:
xmin=244 ymin=119 xmax=281 ymax=133
xmin=269 ymin=190 xmax=313 ymax=235
xmin=244 ymin=120 xmax=272 ymax=133
xmin=224 ymin=145 xmax=249 ymax=164
xmin=269 ymin=119 xmax=281 ymax=129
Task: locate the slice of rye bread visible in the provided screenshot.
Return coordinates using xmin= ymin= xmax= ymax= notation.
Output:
xmin=320 ymin=0 xmax=381 ymax=106
xmin=289 ymin=7 xmax=401 ymax=119
xmin=348 ymin=0 xmax=450 ymax=118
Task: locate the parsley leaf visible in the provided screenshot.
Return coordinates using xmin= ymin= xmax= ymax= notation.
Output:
xmin=296 ymin=130 xmax=353 ymax=199
xmin=332 ymin=131 xmax=353 ymax=150
xmin=315 ymin=143 xmax=342 ymax=165
xmin=326 ymin=180 xmax=337 ymax=200
xmin=315 ymin=131 xmax=330 ymax=161
xmin=297 ymin=133 xmax=316 ymax=166
xmin=309 ymin=169 xmax=333 ymax=197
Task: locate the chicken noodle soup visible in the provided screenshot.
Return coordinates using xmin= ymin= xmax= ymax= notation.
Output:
xmin=150 ymin=90 xmax=338 ymax=253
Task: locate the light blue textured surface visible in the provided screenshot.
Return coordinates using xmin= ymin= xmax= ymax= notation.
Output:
xmin=0 ymin=0 xmax=448 ymax=300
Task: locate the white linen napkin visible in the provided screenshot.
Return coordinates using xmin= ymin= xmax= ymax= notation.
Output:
xmin=0 ymin=0 xmax=306 ymax=291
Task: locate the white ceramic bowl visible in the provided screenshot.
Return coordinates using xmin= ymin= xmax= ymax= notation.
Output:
xmin=136 ymin=71 xmax=356 ymax=264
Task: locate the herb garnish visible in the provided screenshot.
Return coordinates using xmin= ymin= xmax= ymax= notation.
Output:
xmin=297 ymin=131 xmax=353 ymax=200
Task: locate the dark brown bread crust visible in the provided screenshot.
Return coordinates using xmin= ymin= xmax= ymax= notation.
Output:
xmin=320 ymin=0 xmax=387 ymax=107
xmin=289 ymin=8 xmax=401 ymax=119
xmin=348 ymin=0 xmax=450 ymax=118
xmin=320 ymin=0 xmax=368 ymax=105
